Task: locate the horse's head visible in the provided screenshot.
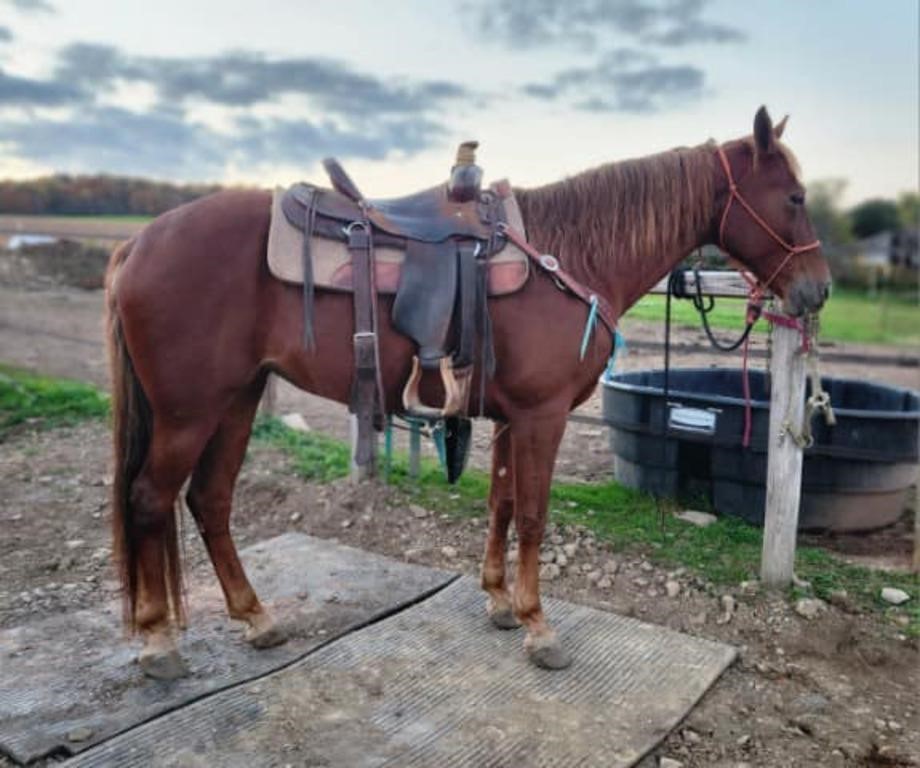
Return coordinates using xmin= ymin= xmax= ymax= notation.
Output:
xmin=717 ymin=107 xmax=831 ymax=316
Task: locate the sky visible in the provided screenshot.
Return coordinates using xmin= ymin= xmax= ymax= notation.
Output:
xmin=0 ymin=0 xmax=917 ymax=205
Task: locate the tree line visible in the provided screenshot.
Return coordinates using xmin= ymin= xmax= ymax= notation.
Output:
xmin=0 ymin=175 xmax=227 ymax=216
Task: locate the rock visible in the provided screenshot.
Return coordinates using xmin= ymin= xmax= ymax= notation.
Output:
xmin=289 ymin=511 xmax=302 ymax=523
xmin=540 ymin=563 xmax=561 ymax=581
xmin=556 ymin=553 xmax=569 ymax=568
xmin=506 ymin=548 xmax=519 ymax=564
xmin=440 ymin=545 xmax=458 ymax=558
xmin=640 ymin=560 xmax=654 ymax=573
xmin=563 ymin=542 xmax=579 ymax=558
xmin=740 ymin=580 xmax=759 ymax=595
xmin=675 ymin=510 xmax=717 ymax=527
xmin=550 ymin=533 xmax=564 ymax=545
xmin=633 ymin=577 xmax=650 ymax=588
xmin=790 ymin=693 xmax=830 ymax=715
xmin=411 ymin=505 xmax=429 ymax=519
xmin=659 ymin=758 xmax=684 ymax=768
xmin=686 ymin=610 xmax=706 ymax=627
xmin=603 ymin=558 xmax=620 ymax=574
xmin=580 ymin=563 xmax=594 ymax=574
xmin=716 ymin=594 xmax=736 ymax=625
xmin=586 ymin=570 xmax=602 ymax=585
xmin=539 ymin=550 xmax=556 ymax=564
xmin=665 ymin=580 xmax=681 ymax=598
xmin=341 ymin=519 xmax=353 ymax=529
xmin=793 ymin=598 xmax=826 ymax=620
xmin=827 ymin=589 xmax=853 ymax=611
xmin=280 ymin=412 xmax=310 ymax=432
xmin=65 ymin=539 xmax=85 ymax=549
xmin=682 ymin=728 xmax=701 ymax=744
xmin=597 ymin=576 xmax=612 ymax=589
xmin=880 ymin=587 xmax=910 ymax=605
xmin=67 ymin=726 xmax=94 ymax=742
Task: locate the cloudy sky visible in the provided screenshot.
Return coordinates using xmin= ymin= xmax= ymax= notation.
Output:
xmin=0 ymin=0 xmax=916 ymax=204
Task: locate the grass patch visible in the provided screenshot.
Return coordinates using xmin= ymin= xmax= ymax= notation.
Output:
xmin=0 ymin=365 xmax=109 ymax=440
xmin=623 ymin=288 xmax=920 ymax=346
xmin=255 ymin=415 xmax=918 ymax=633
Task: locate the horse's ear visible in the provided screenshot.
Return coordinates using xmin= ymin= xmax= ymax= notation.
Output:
xmin=773 ymin=114 xmax=789 ymax=140
xmin=753 ymin=106 xmax=776 ymax=156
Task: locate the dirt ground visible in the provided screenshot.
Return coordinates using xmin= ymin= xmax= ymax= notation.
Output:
xmin=1 ymin=256 xmax=918 ymax=766
xmin=1 ymin=420 xmax=917 ymax=767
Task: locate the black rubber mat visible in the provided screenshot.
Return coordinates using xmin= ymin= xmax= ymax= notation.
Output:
xmin=65 ymin=576 xmax=736 ymax=768
xmin=0 ymin=533 xmax=453 ymax=764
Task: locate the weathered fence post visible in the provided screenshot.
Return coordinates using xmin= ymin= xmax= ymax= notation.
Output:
xmin=760 ymin=313 xmax=808 ymax=587
xmin=350 ymin=413 xmax=377 ymax=482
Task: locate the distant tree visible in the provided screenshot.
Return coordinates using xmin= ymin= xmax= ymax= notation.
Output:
xmin=849 ymin=198 xmax=901 ymax=239
xmin=896 ymin=191 xmax=919 ymax=231
xmin=807 ymin=178 xmax=853 ymax=246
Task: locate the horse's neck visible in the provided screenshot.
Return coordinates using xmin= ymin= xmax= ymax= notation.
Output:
xmin=517 ymin=178 xmax=714 ymax=319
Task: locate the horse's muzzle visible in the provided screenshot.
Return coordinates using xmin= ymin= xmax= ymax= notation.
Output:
xmin=785 ymin=279 xmax=831 ymax=317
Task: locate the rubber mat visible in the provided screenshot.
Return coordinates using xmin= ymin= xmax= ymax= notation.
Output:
xmin=0 ymin=533 xmax=453 ymax=764
xmin=65 ymin=577 xmax=736 ymax=768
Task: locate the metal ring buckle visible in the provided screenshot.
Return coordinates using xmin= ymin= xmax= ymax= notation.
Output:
xmin=343 ymin=221 xmax=369 ymax=236
xmin=539 ymin=254 xmax=559 ymax=272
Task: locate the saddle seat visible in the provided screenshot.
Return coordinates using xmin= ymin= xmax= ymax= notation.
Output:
xmin=268 ymin=141 xmax=528 ymax=429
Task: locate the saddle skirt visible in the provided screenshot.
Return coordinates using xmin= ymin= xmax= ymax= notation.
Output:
xmin=266 ymin=180 xmax=529 ymax=295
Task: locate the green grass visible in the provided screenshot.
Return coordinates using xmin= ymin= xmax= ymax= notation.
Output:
xmin=0 ymin=365 xmax=109 ymax=440
xmin=0 ymin=362 xmax=913 ymax=635
xmin=623 ymin=288 xmax=920 ymax=346
xmin=254 ymin=415 xmax=918 ymax=633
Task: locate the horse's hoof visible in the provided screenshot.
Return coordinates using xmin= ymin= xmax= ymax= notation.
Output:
xmin=525 ymin=634 xmax=572 ymax=670
xmin=138 ymin=647 xmax=188 ymax=680
xmin=487 ymin=601 xmax=521 ymax=630
xmin=245 ymin=613 xmax=287 ymax=650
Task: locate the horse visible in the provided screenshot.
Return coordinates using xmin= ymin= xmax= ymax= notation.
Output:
xmin=106 ymin=106 xmax=830 ymax=679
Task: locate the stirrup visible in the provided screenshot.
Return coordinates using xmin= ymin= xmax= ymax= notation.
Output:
xmin=402 ymin=356 xmax=469 ymax=420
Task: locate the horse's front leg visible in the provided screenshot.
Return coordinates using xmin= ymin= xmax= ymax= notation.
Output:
xmin=480 ymin=422 xmax=520 ymax=629
xmin=509 ymin=410 xmax=571 ymax=669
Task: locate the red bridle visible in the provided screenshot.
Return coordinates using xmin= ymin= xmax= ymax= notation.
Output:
xmin=716 ymin=144 xmax=821 ymax=299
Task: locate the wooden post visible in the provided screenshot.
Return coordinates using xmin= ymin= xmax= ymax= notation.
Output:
xmin=350 ymin=413 xmax=377 ymax=482
xmin=761 ymin=314 xmax=808 ymax=587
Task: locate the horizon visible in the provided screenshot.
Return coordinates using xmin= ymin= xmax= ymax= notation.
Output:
xmin=0 ymin=0 xmax=917 ymax=206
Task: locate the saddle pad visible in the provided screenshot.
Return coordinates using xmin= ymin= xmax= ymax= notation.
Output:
xmin=266 ymin=183 xmax=530 ymax=296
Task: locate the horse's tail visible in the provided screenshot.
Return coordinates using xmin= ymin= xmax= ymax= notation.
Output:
xmin=106 ymin=239 xmax=184 ymax=632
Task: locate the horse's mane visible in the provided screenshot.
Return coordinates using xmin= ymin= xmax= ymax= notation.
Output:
xmin=515 ymin=141 xmax=719 ymax=277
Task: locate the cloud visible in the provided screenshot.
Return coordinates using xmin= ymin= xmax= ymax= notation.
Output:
xmin=0 ymin=39 xmax=467 ymax=178
xmin=54 ymin=44 xmax=470 ymax=121
xmin=471 ymin=0 xmax=745 ymax=49
xmin=0 ymin=26 xmax=12 ymax=42
xmin=522 ymin=49 xmax=704 ymax=113
xmin=0 ymin=67 xmax=81 ymax=105
xmin=2 ymin=0 xmax=55 ymax=13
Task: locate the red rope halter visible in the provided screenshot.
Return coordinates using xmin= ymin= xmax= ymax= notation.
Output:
xmin=716 ymin=144 xmax=821 ymax=300
xmin=715 ymin=144 xmax=821 ymax=447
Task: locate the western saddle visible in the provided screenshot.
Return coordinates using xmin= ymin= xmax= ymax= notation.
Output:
xmin=281 ymin=142 xmax=508 ymax=478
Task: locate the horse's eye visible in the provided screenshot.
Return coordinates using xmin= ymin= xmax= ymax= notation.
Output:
xmin=789 ymin=192 xmax=805 ymax=206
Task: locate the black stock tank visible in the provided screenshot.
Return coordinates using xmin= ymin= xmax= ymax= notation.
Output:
xmin=602 ymin=368 xmax=919 ymax=532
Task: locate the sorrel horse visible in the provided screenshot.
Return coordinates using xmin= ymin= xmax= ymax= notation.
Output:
xmin=107 ymin=107 xmax=830 ymax=679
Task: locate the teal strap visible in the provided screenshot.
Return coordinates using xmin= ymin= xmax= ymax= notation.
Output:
xmin=603 ymin=330 xmax=627 ymax=382
xmin=579 ymin=295 xmax=600 ymax=361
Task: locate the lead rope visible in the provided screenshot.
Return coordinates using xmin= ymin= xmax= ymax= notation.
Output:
xmin=777 ymin=314 xmax=837 ymax=448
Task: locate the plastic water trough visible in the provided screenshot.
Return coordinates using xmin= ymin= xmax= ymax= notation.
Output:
xmin=602 ymin=368 xmax=919 ymax=532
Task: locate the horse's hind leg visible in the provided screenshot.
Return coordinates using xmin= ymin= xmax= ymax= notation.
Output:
xmin=186 ymin=376 xmax=286 ymax=650
xmin=480 ymin=423 xmax=520 ymax=629
xmin=132 ymin=422 xmax=213 ymax=680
